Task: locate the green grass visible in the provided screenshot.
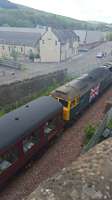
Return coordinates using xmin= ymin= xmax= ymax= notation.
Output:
xmin=107 ymin=119 xmax=112 ymax=129
xmin=84 ymin=124 xmax=96 ymax=144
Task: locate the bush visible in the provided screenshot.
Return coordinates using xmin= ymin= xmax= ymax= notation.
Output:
xmin=10 ymin=49 xmax=19 ymax=61
xmin=107 ymin=119 xmax=112 ymax=129
xmin=29 ymin=51 xmax=35 ymax=62
xmin=35 ymin=54 xmax=40 ymax=59
xmin=84 ymin=124 xmax=96 ymax=144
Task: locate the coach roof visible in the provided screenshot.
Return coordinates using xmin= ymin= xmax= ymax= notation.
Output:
xmin=0 ymin=96 xmax=62 ymax=151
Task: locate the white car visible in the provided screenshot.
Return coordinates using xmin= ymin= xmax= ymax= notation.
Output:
xmin=96 ymin=52 xmax=104 ymax=58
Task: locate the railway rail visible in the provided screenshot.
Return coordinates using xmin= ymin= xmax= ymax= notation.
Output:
xmin=0 ymin=86 xmax=112 ymax=200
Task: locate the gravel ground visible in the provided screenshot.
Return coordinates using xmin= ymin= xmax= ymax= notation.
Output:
xmin=0 ymin=87 xmax=112 ymax=200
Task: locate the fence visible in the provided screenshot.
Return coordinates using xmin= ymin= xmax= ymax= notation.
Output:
xmin=0 ymin=58 xmax=21 ymax=70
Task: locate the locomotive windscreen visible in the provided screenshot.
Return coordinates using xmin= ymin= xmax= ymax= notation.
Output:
xmin=59 ymin=99 xmax=68 ymax=107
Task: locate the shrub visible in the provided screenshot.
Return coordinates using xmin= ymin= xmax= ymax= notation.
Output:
xmin=84 ymin=124 xmax=96 ymax=144
xmin=107 ymin=119 xmax=112 ymax=129
xmin=29 ymin=51 xmax=35 ymax=62
xmin=35 ymin=54 xmax=40 ymax=59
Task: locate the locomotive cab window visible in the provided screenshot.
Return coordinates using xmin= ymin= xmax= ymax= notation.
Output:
xmin=23 ymin=130 xmax=40 ymax=153
xmin=59 ymin=99 xmax=68 ymax=107
xmin=0 ymin=147 xmax=19 ymax=174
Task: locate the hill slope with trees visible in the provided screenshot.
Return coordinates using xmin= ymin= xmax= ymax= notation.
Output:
xmin=0 ymin=0 xmax=110 ymax=30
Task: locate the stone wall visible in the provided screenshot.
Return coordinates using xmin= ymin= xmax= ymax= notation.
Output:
xmin=0 ymin=69 xmax=67 ymax=106
xmin=27 ymin=138 xmax=112 ymax=200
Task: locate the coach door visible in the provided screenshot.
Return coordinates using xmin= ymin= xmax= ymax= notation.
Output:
xmin=22 ymin=129 xmax=41 ymax=157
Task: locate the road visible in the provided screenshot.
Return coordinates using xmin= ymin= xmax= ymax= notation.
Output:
xmin=0 ymin=41 xmax=112 ymax=85
xmin=24 ymin=41 xmax=112 ymax=77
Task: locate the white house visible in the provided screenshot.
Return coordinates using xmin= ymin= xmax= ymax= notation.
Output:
xmin=40 ymin=27 xmax=79 ymax=62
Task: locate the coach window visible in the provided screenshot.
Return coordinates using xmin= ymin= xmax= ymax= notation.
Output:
xmin=23 ymin=131 xmax=40 ymax=153
xmin=0 ymin=147 xmax=19 ymax=174
xmin=44 ymin=118 xmax=56 ymax=135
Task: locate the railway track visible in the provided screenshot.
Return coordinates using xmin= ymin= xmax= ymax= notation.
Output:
xmin=0 ymin=86 xmax=112 ymax=200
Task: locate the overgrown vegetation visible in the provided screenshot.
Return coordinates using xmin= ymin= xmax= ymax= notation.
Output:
xmin=106 ymin=32 xmax=112 ymax=41
xmin=84 ymin=124 xmax=96 ymax=144
xmin=10 ymin=48 xmax=19 ymax=61
xmin=29 ymin=51 xmax=40 ymax=62
xmin=107 ymin=119 xmax=112 ymax=129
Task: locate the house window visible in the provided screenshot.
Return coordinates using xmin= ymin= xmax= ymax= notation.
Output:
xmin=42 ymin=40 xmax=45 ymax=44
xmin=48 ymin=38 xmax=51 ymax=40
xmin=8 ymin=46 xmax=11 ymax=52
xmin=2 ymin=46 xmax=5 ymax=50
xmin=44 ymin=119 xmax=56 ymax=135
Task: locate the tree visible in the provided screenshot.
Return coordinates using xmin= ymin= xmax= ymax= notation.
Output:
xmin=29 ymin=50 xmax=35 ymax=62
xmin=10 ymin=48 xmax=19 ymax=61
xmin=106 ymin=32 xmax=112 ymax=41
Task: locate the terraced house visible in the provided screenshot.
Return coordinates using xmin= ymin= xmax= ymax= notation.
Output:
xmin=40 ymin=27 xmax=79 ymax=62
xmin=0 ymin=27 xmax=43 ymax=60
xmin=0 ymin=27 xmax=79 ymax=63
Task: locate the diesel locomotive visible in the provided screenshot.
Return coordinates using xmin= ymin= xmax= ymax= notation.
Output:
xmin=51 ymin=66 xmax=112 ymax=121
xmin=0 ymin=65 xmax=112 ymax=187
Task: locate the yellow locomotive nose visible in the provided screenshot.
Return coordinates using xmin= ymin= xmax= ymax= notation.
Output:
xmin=63 ymin=106 xmax=70 ymax=121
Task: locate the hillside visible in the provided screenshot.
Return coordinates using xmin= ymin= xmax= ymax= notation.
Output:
xmin=0 ymin=0 xmax=109 ymax=30
xmin=0 ymin=0 xmax=17 ymax=8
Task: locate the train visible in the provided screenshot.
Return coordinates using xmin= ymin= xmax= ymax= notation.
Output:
xmin=0 ymin=65 xmax=112 ymax=188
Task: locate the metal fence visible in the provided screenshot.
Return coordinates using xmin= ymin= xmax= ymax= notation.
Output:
xmin=0 ymin=59 xmax=21 ymax=70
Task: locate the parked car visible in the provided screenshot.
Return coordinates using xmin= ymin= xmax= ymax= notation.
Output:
xmin=96 ymin=52 xmax=105 ymax=58
xmin=79 ymin=48 xmax=88 ymax=52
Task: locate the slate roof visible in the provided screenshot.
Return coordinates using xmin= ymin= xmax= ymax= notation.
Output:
xmin=0 ymin=27 xmax=46 ymax=34
xmin=0 ymin=27 xmax=79 ymax=46
xmin=0 ymin=96 xmax=62 ymax=151
xmin=0 ymin=31 xmax=42 ymax=47
xmin=75 ymin=30 xmax=104 ymax=44
xmin=53 ymin=29 xmax=79 ymax=44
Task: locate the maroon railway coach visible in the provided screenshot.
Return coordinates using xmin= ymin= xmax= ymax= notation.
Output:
xmin=0 ymin=96 xmax=63 ymax=188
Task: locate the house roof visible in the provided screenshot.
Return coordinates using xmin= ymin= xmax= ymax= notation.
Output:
xmin=0 ymin=96 xmax=62 ymax=151
xmin=0 ymin=27 xmax=46 ymax=34
xmin=75 ymin=30 xmax=104 ymax=44
xmin=53 ymin=29 xmax=79 ymax=44
xmin=0 ymin=30 xmax=42 ymax=47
